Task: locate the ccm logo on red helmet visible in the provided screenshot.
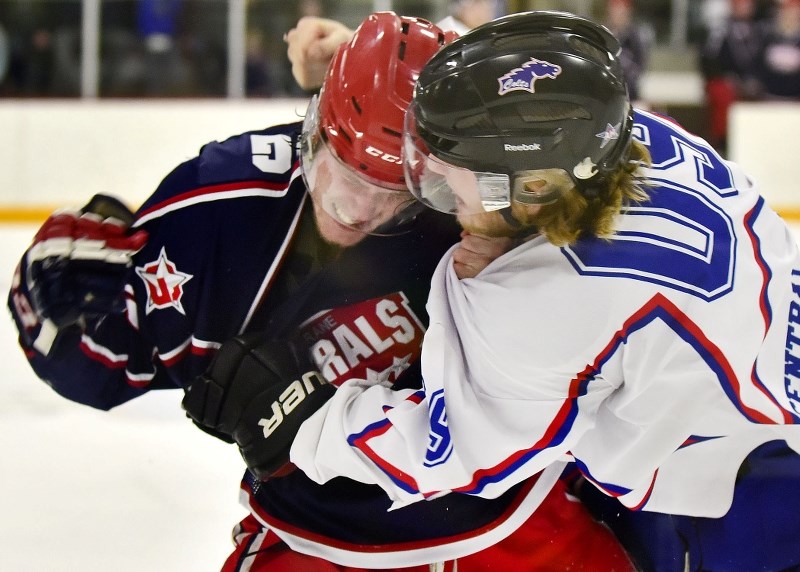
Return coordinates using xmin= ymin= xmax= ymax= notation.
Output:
xmin=366 ymin=146 xmax=402 ymax=165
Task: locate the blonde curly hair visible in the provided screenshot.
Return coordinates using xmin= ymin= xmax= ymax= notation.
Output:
xmin=511 ymin=139 xmax=652 ymax=247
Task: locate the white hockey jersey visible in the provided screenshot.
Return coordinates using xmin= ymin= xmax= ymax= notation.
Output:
xmin=292 ymin=109 xmax=800 ymax=518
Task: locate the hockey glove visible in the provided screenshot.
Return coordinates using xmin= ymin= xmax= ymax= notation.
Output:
xmin=182 ymin=332 xmax=335 ymax=480
xmin=24 ymin=194 xmax=148 ymax=330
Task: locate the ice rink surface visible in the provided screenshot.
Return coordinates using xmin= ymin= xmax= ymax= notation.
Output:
xmin=3 ymin=221 xmax=800 ymax=571
xmin=0 ymin=225 xmax=248 ymax=572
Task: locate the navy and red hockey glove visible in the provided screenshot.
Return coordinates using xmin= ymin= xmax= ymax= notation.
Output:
xmin=182 ymin=332 xmax=335 ymax=480
xmin=24 ymin=194 xmax=148 ymax=331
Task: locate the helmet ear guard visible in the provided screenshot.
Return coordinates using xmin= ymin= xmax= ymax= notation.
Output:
xmin=512 ymin=170 xmax=571 ymax=205
xmin=407 ymin=10 xmax=635 ymax=205
xmin=571 ymin=107 xmax=635 ymax=199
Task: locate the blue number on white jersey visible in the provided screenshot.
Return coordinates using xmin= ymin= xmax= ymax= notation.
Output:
xmin=633 ymin=113 xmax=735 ymax=197
xmin=562 ymin=113 xmax=737 ymax=300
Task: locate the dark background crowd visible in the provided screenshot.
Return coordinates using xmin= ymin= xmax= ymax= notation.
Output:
xmin=700 ymin=0 xmax=800 ymax=151
xmin=0 ymin=0 xmax=338 ymax=98
xmin=0 ymin=0 xmax=798 ymax=155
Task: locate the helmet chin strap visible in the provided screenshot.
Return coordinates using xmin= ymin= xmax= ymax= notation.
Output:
xmin=370 ymin=200 xmax=427 ymax=236
xmin=499 ymin=206 xmax=522 ymax=228
xmin=499 ymin=206 xmax=540 ymax=239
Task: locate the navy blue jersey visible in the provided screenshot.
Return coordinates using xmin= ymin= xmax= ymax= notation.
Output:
xmin=9 ymin=122 xmax=541 ymax=565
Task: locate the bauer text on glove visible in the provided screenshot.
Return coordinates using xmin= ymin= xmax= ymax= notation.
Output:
xmin=182 ymin=332 xmax=335 ymax=480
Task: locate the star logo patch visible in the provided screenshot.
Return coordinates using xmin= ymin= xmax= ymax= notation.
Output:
xmin=596 ymin=122 xmax=621 ymax=149
xmin=135 ymin=247 xmax=193 ymax=315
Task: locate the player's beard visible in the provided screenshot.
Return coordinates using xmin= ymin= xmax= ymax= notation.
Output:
xmin=457 ymin=203 xmax=541 ymax=237
xmin=308 ymin=164 xmax=374 ymax=247
xmin=308 ymin=162 xmax=411 ymax=247
xmin=311 ymin=196 xmax=370 ymax=247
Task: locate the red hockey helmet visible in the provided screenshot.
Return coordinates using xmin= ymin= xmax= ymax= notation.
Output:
xmin=307 ymin=12 xmax=454 ymax=190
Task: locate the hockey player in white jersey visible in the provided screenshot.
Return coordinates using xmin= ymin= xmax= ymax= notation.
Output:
xmin=188 ymin=11 xmax=800 ymax=571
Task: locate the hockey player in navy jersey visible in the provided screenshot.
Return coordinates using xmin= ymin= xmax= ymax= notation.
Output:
xmin=188 ymin=11 xmax=800 ymax=572
xmin=8 ymin=12 xmax=635 ymax=572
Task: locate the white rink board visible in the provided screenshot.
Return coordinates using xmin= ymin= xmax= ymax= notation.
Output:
xmin=0 ymin=99 xmax=798 ymax=218
xmin=729 ymin=102 xmax=800 ymax=214
xmin=0 ymin=99 xmax=310 ymax=209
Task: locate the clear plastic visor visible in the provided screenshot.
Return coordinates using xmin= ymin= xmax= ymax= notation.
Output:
xmin=402 ymin=105 xmax=573 ymax=213
xmin=300 ymin=95 xmax=415 ymax=235
xmin=402 ymin=106 xmax=511 ymax=216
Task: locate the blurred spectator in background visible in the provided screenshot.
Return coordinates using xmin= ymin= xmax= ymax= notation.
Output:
xmin=757 ymin=0 xmax=800 ymax=98
xmin=0 ymin=21 xmax=8 ymax=92
xmin=22 ymin=27 xmax=57 ymax=94
xmin=281 ymin=0 xmax=329 ymax=95
xmin=700 ymin=0 xmax=765 ymax=152
xmin=298 ymin=0 xmax=324 ymax=19
xmin=439 ymin=0 xmax=501 ymax=35
xmin=244 ymin=29 xmax=274 ymax=97
xmin=0 ymin=3 xmax=79 ymax=96
xmin=603 ymin=0 xmax=653 ymax=103
xmin=136 ymin=0 xmax=192 ymax=95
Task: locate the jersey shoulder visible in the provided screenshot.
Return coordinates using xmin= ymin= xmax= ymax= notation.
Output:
xmin=128 ymin=122 xmax=308 ymax=348
xmin=136 ymin=121 xmax=303 ymax=217
xmin=197 ymin=121 xmax=303 ymax=186
xmin=632 ymin=108 xmax=741 ymax=198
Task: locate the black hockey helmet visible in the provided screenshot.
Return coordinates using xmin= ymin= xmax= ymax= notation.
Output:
xmin=403 ymin=10 xmax=634 ymax=213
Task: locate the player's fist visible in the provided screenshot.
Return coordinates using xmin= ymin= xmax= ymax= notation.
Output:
xmin=452 ymin=231 xmax=519 ymax=279
xmin=285 ymin=16 xmax=354 ymax=90
xmin=183 ymin=332 xmax=335 ymax=480
xmin=24 ymin=194 xmax=148 ymax=329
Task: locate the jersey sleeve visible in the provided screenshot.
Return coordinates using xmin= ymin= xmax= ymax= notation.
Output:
xmin=8 ymin=122 xmax=306 ymax=411
xmin=291 ymin=246 xmax=614 ymax=508
xmin=8 ymin=254 xmax=159 ymax=410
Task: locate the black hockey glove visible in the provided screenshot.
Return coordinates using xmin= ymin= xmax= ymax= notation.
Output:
xmin=24 ymin=194 xmax=148 ymax=330
xmin=182 ymin=332 xmax=335 ymax=480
